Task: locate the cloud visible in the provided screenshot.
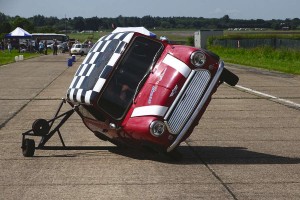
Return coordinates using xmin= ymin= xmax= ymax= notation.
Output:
xmin=212 ymin=8 xmax=223 ymax=14
xmin=209 ymin=7 xmax=241 ymax=18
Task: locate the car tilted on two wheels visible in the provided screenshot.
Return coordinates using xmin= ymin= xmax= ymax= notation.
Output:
xmin=22 ymin=27 xmax=239 ymax=157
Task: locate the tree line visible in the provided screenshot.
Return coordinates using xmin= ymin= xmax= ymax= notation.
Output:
xmin=1 ymin=12 xmax=300 ymax=37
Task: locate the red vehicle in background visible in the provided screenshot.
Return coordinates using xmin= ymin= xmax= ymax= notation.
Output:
xmin=22 ymin=27 xmax=239 ymax=157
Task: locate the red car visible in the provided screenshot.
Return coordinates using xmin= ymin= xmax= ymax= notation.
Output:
xmin=22 ymin=28 xmax=238 ymax=157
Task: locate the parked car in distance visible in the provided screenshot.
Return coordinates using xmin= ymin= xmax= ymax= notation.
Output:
xmin=70 ymin=43 xmax=90 ymax=56
xmin=47 ymin=42 xmax=54 ymax=49
xmin=58 ymin=42 xmax=69 ymax=53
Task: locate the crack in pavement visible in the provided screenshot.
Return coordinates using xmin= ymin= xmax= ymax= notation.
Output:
xmin=0 ymin=68 xmax=69 ymax=129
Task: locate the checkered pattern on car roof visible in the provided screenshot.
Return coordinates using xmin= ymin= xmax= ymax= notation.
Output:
xmin=67 ymin=32 xmax=134 ymax=105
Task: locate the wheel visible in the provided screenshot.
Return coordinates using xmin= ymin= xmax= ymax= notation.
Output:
xmin=32 ymin=119 xmax=50 ymax=136
xmin=220 ymin=68 xmax=239 ymax=86
xmin=22 ymin=139 xmax=35 ymax=157
xmin=81 ymin=51 xmax=84 ymax=56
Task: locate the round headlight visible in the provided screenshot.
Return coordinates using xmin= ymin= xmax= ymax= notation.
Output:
xmin=150 ymin=121 xmax=165 ymax=137
xmin=190 ymin=51 xmax=206 ymax=68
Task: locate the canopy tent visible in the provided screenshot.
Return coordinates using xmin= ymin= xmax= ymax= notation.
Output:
xmin=5 ymin=27 xmax=32 ymax=38
xmin=112 ymin=27 xmax=156 ymax=38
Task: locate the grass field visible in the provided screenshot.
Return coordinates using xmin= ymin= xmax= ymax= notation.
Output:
xmin=208 ymin=46 xmax=300 ymax=75
xmin=0 ymin=49 xmax=41 ymax=66
xmin=68 ymin=30 xmax=194 ymax=43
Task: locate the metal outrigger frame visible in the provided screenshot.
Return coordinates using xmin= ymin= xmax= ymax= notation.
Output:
xmin=21 ymin=99 xmax=79 ymax=157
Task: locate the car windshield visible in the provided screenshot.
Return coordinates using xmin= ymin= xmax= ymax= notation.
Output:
xmin=98 ymin=36 xmax=163 ymax=119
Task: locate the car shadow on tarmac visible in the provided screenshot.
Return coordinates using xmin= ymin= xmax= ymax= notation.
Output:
xmin=184 ymin=146 xmax=300 ymax=165
xmin=33 ymin=145 xmax=300 ymax=164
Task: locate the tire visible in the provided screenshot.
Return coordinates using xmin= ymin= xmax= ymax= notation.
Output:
xmin=22 ymin=139 xmax=35 ymax=157
xmin=32 ymin=119 xmax=50 ymax=136
xmin=81 ymin=51 xmax=84 ymax=56
xmin=220 ymin=68 xmax=239 ymax=86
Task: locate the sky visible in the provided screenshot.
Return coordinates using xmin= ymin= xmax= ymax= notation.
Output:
xmin=0 ymin=0 xmax=299 ymax=20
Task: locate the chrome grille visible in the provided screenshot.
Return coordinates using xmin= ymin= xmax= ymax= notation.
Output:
xmin=165 ymin=70 xmax=211 ymax=135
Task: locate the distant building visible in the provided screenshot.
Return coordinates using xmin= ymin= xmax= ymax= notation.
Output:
xmin=194 ymin=30 xmax=223 ymax=49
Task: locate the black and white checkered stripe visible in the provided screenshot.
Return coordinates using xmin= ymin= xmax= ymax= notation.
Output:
xmin=67 ymin=32 xmax=134 ymax=105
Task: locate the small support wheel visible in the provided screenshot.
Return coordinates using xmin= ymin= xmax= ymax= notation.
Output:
xmin=32 ymin=119 xmax=50 ymax=136
xmin=22 ymin=139 xmax=35 ymax=157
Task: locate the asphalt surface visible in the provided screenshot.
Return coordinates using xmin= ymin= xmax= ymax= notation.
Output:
xmin=0 ymin=53 xmax=299 ymax=199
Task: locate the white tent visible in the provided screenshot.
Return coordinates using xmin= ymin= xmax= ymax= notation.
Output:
xmin=5 ymin=27 xmax=32 ymax=38
xmin=112 ymin=27 xmax=156 ymax=38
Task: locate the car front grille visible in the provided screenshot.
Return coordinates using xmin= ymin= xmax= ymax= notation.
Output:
xmin=164 ymin=69 xmax=211 ymax=135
